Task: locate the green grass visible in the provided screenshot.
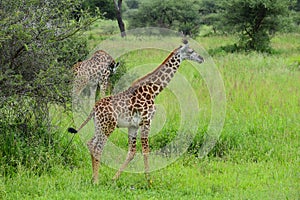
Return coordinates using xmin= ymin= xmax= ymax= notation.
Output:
xmin=1 ymin=159 xmax=298 ymax=199
xmin=1 ymin=21 xmax=300 ymax=199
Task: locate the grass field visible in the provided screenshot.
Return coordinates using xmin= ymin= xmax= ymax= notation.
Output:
xmin=1 ymin=22 xmax=299 ymax=199
xmin=1 ymin=159 xmax=298 ymax=199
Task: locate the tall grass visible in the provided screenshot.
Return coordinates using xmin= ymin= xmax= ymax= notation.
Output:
xmin=212 ymin=52 xmax=299 ymax=162
xmin=89 ymin=34 xmax=299 ymax=165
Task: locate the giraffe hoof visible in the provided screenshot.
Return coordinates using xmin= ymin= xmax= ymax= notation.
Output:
xmin=112 ymin=176 xmax=118 ymax=182
xmin=147 ymin=178 xmax=153 ymax=187
xmin=91 ymin=178 xmax=99 ymax=185
xmin=112 ymin=171 xmax=121 ymax=181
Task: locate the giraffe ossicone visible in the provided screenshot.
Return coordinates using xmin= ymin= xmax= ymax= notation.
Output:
xmin=68 ymin=40 xmax=204 ymax=184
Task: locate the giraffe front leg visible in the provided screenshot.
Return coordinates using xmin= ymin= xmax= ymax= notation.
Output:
xmin=141 ymin=124 xmax=151 ymax=183
xmin=99 ymin=78 xmax=108 ymax=98
xmin=112 ymin=127 xmax=138 ymax=181
xmin=89 ymin=84 xmax=97 ymax=100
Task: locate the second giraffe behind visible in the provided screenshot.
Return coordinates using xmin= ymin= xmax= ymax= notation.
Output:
xmin=68 ymin=39 xmax=204 ymax=184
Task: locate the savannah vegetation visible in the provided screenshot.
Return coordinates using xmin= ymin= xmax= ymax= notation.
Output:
xmin=0 ymin=0 xmax=299 ymax=199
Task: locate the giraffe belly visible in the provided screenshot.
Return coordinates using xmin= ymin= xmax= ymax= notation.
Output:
xmin=117 ymin=113 xmax=142 ymax=128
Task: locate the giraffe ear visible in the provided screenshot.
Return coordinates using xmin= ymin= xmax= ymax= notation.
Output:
xmin=182 ymin=38 xmax=188 ymax=45
xmin=181 ymin=38 xmax=189 ymax=51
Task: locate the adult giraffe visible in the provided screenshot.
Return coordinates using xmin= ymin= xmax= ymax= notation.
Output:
xmin=68 ymin=40 xmax=204 ymax=184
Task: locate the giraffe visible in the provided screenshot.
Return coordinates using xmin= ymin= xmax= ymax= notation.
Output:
xmin=72 ymin=50 xmax=119 ymax=99
xmin=68 ymin=40 xmax=204 ymax=184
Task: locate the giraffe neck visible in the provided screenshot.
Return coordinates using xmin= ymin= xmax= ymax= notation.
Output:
xmin=131 ymin=48 xmax=182 ymax=96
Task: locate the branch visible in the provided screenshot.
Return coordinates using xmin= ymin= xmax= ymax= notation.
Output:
xmin=113 ymin=0 xmax=126 ymax=37
xmin=113 ymin=0 xmax=120 ymax=11
xmin=244 ymin=27 xmax=253 ymax=37
xmin=53 ymin=18 xmax=99 ymax=42
xmin=118 ymin=0 xmax=122 ymax=10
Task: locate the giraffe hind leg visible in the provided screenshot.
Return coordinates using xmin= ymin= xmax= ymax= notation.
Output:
xmin=87 ymin=133 xmax=107 ymax=184
xmin=90 ymin=154 xmax=100 ymax=184
xmin=87 ymin=113 xmax=116 ymax=184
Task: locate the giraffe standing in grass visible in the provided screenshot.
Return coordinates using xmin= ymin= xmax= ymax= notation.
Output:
xmin=68 ymin=40 xmax=204 ymax=184
xmin=72 ymin=50 xmax=119 ymax=99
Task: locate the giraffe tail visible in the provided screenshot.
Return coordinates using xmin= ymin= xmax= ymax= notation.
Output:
xmin=68 ymin=127 xmax=78 ymax=134
xmin=67 ymin=109 xmax=95 ymax=134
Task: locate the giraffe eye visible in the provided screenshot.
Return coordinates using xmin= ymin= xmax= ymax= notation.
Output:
xmin=188 ymin=49 xmax=194 ymax=53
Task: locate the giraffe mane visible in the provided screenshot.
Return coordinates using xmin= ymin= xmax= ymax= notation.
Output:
xmin=131 ymin=47 xmax=179 ymax=86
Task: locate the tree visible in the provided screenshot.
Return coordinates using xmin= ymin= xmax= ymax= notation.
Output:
xmin=290 ymin=0 xmax=300 ymax=28
xmin=221 ymin=0 xmax=291 ymax=51
xmin=81 ymin=0 xmax=126 ymax=37
xmin=82 ymin=0 xmax=116 ymax=19
xmin=296 ymin=0 xmax=300 ymax=11
xmin=125 ymin=0 xmax=139 ymax=9
xmin=113 ymin=0 xmax=126 ymax=37
xmin=0 ymin=0 xmax=99 ymax=172
xmin=126 ymin=0 xmax=202 ymax=36
xmin=198 ymin=0 xmax=224 ymax=34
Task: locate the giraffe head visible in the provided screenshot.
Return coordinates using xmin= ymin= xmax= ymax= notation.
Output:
xmin=178 ymin=39 xmax=204 ymax=64
xmin=93 ymin=50 xmax=119 ymax=74
xmin=108 ymin=61 xmax=120 ymax=74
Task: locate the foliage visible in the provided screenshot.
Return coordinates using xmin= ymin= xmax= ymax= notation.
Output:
xmin=82 ymin=0 xmax=127 ymax=20
xmin=82 ymin=0 xmax=114 ymax=19
xmin=0 ymin=0 xmax=99 ymax=173
xmin=289 ymin=0 xmax=300 ymax=31
xmin=125 ymin=0 xmax=202 ymax=36
xmin=198 ymin=0 xmax=224 ymax=34
xmin=220 ymin=0 xmax=291 ymax=52
xmin=0 ymin=103 xmax=79 ymax=175
xmin=125 ymin=0 xmax=139 ymax=9
xmin=109 ymin=59 xmax=128 ymax=92
xmin=81 ymin=0 xmax=127 ymax=36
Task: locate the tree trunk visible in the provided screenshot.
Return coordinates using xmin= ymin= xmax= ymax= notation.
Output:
xmin=113 ymin=0 xmax=126 ymax=37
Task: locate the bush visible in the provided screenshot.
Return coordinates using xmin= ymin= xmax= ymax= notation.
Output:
xmin=0 ymin=0 xmax=98 ymax=175
xmin=0 ymin=97 xmax=77 ymax=175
